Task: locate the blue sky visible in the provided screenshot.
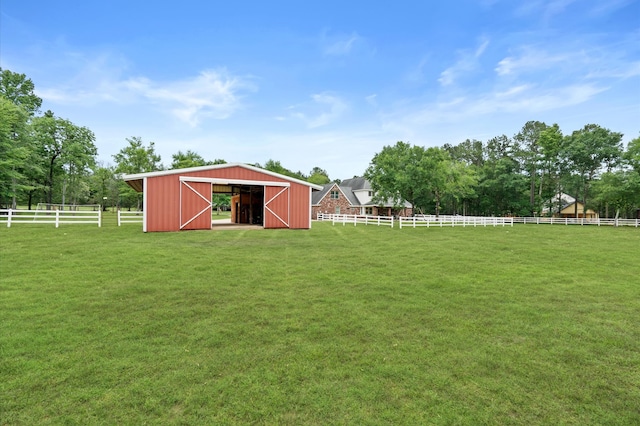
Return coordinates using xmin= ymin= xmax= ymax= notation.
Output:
xmin=1 ymin=0 xmax=639 ymax=179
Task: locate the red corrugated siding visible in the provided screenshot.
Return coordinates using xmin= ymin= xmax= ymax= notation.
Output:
xmin=147 ymin=175 xmax=180 ymax=232
xmin=179 ymin=166 xmax=289 ymax=183
xmin=264 ymin=186 xmax=289 ymax=228
xmin=145 ymin=166 xmax=313 ymax=232
xmin=289 ymin=184 xmax=311 ymax=229
xmin=180 ymin=181 xmax=211 ymax=230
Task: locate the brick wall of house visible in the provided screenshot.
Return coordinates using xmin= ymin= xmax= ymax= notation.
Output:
xmin=312 ymin=187 xmax=358 ymax=219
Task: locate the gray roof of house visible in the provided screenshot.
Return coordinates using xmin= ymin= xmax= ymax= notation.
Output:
xmin=312 ymin=177 xmax=412 ymax=208
xmin=311 ymin=183 xmax=335 ymax=205
xmin=340 ymin=187 xmax=361 ymax=205
xmin=312 ymin=182 xmax=362 ymax=206
xmin=340 ymin=177 xmax=371 ymax=191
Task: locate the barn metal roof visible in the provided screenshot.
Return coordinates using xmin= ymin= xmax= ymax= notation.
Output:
xmin=122 ymin=163 xmax=323 ymax=192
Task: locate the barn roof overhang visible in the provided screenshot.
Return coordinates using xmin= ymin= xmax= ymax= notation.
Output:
xmin=122 ymin=162 xmax=323 ymax=193
xmin=179 ymin=176 xmax=290 ymax=187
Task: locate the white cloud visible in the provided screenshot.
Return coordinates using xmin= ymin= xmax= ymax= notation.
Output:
xmin=120 ymin=70 xmax=255 ymax=126
xmin=588 ymin=0 xmax=635 ymax=16
xmin=515 ymin=0 xmax=578 ymax=21
xmin=290 ymin=93 xmax=348 ymax=128
xmin=365 ymin=94 xmax=378 ymax=106
xmin=495 ymin=48 xmax=570 ymax=76
xmin=384 ymin=82 xmax=607 ymax=130
xmin=320 ymin=30 xmax=364 ymax=56
xmin=36 ymin=59 xmax=255 ymax=127
xmin=438 ymin=37 xmax=490 ymax=86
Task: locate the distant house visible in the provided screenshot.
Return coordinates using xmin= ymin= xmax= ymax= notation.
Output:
xmin=311 ymin=177 xmax=412 ymax=219
xmin=542 ymin=193 xmax=598 ymax=219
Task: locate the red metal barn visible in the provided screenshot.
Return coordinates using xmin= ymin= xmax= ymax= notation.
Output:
xmin=122 ymin=163 xmax=322 ymax=232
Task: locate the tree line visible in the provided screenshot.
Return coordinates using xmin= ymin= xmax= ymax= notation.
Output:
xmin=365 ymin=123 xmax=640 ymax=218
xmin=0 ymin=68 xmax=331 ymax=211
xmin=2 ymin=67 xmax=639 ymax=218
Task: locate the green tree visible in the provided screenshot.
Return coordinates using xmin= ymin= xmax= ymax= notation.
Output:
xmin=0 ymin=69 xmax=43 ymax=208
xmin=514 ymin=121 xmax=548 ymax=215
xmin=170 ymin=150 xmax=208 ymax=169
xmin=262 ymin=159 xmax=306 ymax=181
xmin=592 ymin=171 xmax=632 ymax=218
xmin=90 ymin=164 xmax=119 ymax=211
xmin=113 ymin=137 xmax=163 ymax=174
xmin=537 ymin=124 xmax=564 ymax=211
xmin=31 ymin=111 xmax=98 ymax=206
xmin=442 ymin=139 xmax=483 ymax=214
xmin=307 ymin=166 xmax=330 ymax=185
xmin=443 ymin=139 xmax=484 ymax=168
xmin=420 ymin=147 xmax=452 ymax=216
xmin=563 ymin=124 xmax=623 ymax=217
xmin=444 ymin=160 xmax=478 ymax=215
xmin=0 ymin=68 xmax=42 ymax=116
xmin=113 ymin=137 xmax=163 ymax=209
xmin=365 ymin=141 xmax=430 ymax=213
xmin=477 ymin=135 xmax=528 ymax=216
xmin=0 ymin=98 xmax=31 ymax=207
xmin=624 ymin=135 xmax=640 ymax=173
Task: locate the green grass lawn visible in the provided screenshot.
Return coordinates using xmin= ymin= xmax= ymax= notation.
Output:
xmin=1 ymin=218 xmax=639 ymax=425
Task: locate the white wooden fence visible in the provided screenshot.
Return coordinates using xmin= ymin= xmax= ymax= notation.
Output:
xmin=513 ymin=216 xmax=639 ymax=227
xmin=316 ymin=213 xmax=639 ymax=228
xmin=399 ymin=215 xmax=513 ymax=228
xmin=117 ymin=210 xmax=143 ymax=226
xmin=0 ymin=209 xmax=101 ymax=227
xmin=318 ymin=213 xmax=395 ymax=227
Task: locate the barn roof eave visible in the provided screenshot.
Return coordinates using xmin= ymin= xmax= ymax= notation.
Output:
xmin=121 ymin=162 xmax=323 ymax=191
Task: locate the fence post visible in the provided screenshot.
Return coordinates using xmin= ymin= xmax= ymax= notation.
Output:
xmin=7 ymin=209 xmax=12 ymax=228
xmin=55 ymin=210 xmax=60 ymax=228
xmin=98 ymin=209 xmax=102 ymax=227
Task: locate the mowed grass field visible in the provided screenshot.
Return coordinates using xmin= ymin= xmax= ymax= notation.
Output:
xmin=1 ymin=215 xmax=639 ymax=425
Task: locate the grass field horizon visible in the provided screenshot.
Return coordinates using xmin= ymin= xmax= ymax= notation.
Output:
xmin=1 ymin=218 xmax=639 ymax=424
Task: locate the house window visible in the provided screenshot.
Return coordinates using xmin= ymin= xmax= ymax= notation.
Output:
xmin=365 ymin=207 xmax=373 ymax=215
xmin=330 ymin=190 xmax=339 ymax=199
xmin=368 ymin=191 xmax=373 ymax=197
xmin=335 ymin=206 xmax=341 ymax=214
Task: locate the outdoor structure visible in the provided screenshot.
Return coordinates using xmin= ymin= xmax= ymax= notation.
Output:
xmin=312 ymin=177 xmax=412 ymax=219
xmin=542 ymin=193 xmax=598 ymax=219
xmin=122 ymin=163 xmax=322 ymax=232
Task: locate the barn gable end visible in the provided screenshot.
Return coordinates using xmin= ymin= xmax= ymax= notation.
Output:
xmin=123 ymin=163 xmax=322 ymax=232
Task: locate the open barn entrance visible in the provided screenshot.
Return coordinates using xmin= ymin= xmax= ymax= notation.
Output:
xmin=218 ymin=184 xmax=264 ymax=226
xmin=179 ymin=176 xmax=291 ymax=230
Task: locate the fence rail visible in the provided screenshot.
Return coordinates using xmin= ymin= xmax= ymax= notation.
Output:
xmin=513 ymin=216 xmax=639 ymax=227
xmin=0 ymin=209 xmax=101 ymax=227
xmin=118 ymin=210 xmax=143 ymax=226
xmin=317 ymin=213 xmax=639 ymax=228
xmin=318 ymin=213 xmax=395 ymax=227
xmin=399 ymin=215 xmax=513 ymax=228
